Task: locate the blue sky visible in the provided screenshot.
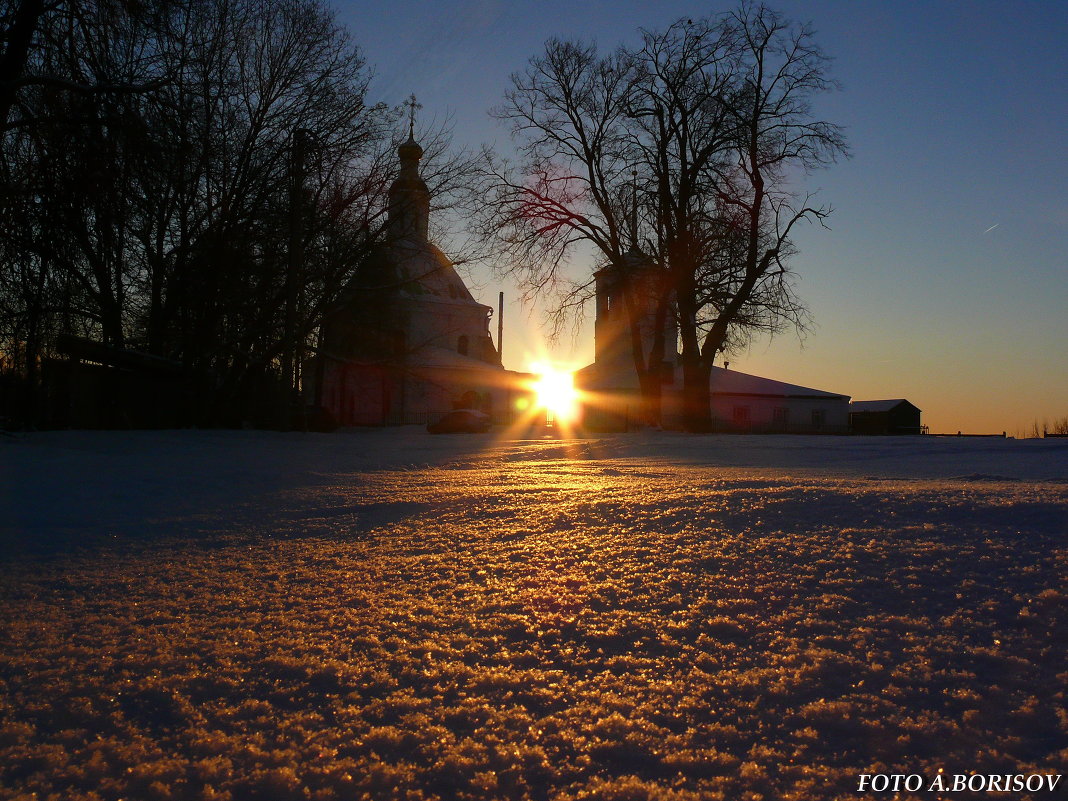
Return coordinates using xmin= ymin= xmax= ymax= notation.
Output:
xmin=336 ymin=0 xmax=1067 ymax=434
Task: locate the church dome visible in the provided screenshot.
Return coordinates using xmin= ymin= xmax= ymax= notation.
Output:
xmin=397 ymin=134 xmax=423 ymax=163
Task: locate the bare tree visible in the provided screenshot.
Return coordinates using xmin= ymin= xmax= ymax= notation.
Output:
xmin=624 ymin=15 xmax=742 ymax=427
xmin=0 ymin=0 xmax=481 ymax=427
xmin=678 ymin=3 xmax=846 ymax=428
xmin=479 ymin=3 xmax=846 ymax=429
xmin=0 ymin=0 xmax=173 ymax=140
xmin=478 ymin=38 xmax=675 ymax=423
xmin=0 ymin=0 xmax=48 ymax=133
xmin=0 ymin=0 xmax=173 ymax=422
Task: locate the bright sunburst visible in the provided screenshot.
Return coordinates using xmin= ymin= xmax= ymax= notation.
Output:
xmin=531 ymin=364 xmax=578 ymax=424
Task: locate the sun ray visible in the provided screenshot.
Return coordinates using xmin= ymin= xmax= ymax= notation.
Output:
xmin=531 ymin=364 xmax=578 ymax=426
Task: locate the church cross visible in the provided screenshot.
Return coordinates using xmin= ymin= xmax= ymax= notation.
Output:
xmin=404 ymin=93 xmax=422 ymax=138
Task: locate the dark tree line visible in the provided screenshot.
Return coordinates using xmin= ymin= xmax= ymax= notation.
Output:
xmin=480 ymin=3 xmax=846 ymax=430
xmin=0 ymin=0 xmax=471 ymax=427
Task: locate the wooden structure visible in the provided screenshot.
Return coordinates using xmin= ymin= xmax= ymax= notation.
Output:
xmin=42 ymin=334 xmax=191 ymax=428
xmin=849 ymin=399 xmax=923 ymax=435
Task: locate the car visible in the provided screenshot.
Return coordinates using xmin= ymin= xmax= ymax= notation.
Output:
xmin=426 ymin=409 xmax=492 ymax=434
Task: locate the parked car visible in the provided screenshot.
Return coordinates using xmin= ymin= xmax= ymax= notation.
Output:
xmin=427 ymin=409 xmax=492 ymax=434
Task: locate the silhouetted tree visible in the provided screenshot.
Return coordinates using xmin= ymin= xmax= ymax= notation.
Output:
xmin=673 ymin=4 xmax=846 ymax=428
xmin=479 ymin=3 xmax=846 ymax=429
xmin=479 ymin=38 xmax=692 ymax=425
xmin=0 ymin=0 xmax=477 ymax=427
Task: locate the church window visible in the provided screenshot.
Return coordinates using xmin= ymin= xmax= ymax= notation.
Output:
xmin=773 ymin=407 xmax=789 ymax=424
xmin=605 ymin=293 xmax=613 ymax=318
xmin=457 ymin=335 xmax=469 ymax=356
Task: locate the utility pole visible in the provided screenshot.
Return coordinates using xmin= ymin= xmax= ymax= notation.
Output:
xmin=630 ymin=170 xmax=638 ymax=250
xmin=497 ymin=291 xmax=504 ymax=364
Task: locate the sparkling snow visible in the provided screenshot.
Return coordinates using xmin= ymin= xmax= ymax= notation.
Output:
xmin=1 ymin=429 xmax=1066 ymax=800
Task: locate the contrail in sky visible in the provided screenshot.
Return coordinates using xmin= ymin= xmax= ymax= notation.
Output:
xmin=983 ymin=223 xmax=999 ymax=233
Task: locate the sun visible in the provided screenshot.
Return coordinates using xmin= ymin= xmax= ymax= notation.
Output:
xmin=531 ymin=364 xmax=579 ymax=424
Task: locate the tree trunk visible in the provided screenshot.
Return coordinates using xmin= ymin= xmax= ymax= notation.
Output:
xmin=21 ymin=257 xmax=47 ymax=428
xmin=635 ymin=369 xmax=660 ymax=427
xmin=674 ymin=263 xmax=712 ymax=431
xmin=620 ymin=276 xmax=659 ymax=428
xmin=0 ymin=0 xmax=45 ymax=134
xmin=681 ymin=358 xmax=712 ymax=432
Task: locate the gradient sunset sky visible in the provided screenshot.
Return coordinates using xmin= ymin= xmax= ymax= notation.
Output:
xmin=337 ymin=0 xmax=1067 ymax=435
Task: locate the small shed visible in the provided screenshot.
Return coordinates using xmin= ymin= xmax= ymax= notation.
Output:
xmin=849 ymin=399 xmax=922 ymax=435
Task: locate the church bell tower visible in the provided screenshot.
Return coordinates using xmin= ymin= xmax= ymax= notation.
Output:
xmin=387 ymin=101 xmax=430 ymax=242
xmin=593 ymin=251 xmax=678 ymax=371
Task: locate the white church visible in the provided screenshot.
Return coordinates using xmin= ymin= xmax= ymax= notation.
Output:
xmin=313 ymin=129 xmax=532 ymax=426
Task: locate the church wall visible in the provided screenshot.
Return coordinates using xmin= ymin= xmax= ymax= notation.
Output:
xmin=401 ymin=300 xmax=496 ymax=365
xmin=319 ymin=360 xmax=397 ymax=426
xmin=407 ymin=366 xmax=533 ymax=426
xmin=593 ymin=261 xmax=678 ymax=373
xmin=580 ymin=389 xmax=640 ymax=432
xmin=402 ymin=376 xmax=452 ymax=425
xmin=313 ymin=127 xmax=511 ymax=428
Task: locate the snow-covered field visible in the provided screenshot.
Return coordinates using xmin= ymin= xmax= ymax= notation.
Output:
xmin=2 ymin=429 xmax=1066 ymax=800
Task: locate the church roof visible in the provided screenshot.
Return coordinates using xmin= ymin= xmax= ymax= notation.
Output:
xmin=574 ymin=363 xmax=639 ymax=392
xmin=335 ymin=125 xmax=487 ymax=313
xmin=709 ymin=366 xmax=847 ymax=399
xmin=593 ymin=248 xmax=661 ymax=279
xmin=397 ymin=131 xmax=423 ymax=163
xmin=334 ymin=238 xmax=488 ymax=315
xmin=388 ymin=239 xmax=483 ymax=306
xmin=849 ymin=399 xmax=919 ymax=413
xmin=577 ymin=363 xmax=847 ymax=400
